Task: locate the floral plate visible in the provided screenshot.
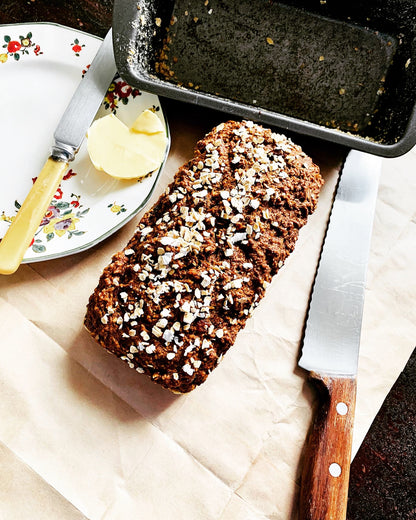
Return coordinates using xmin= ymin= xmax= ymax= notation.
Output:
xmin=0 ymin=23 xmax=170 ymax=263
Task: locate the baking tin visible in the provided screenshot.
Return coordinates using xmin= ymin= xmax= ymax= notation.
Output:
xmin=113 ymin=0 xmax=416 ymax=158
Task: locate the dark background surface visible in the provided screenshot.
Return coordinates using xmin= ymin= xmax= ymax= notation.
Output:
xmin=348 ymin=349 xmax=416 ymax=520
xmin=0 ymin=0 xmax=113 ymax=37
xmin=1 ymin=2 xmax=414 ymax=518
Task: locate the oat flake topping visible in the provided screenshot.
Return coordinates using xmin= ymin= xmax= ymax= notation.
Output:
xmin=84 ymin=120 xmax=323 ymax=393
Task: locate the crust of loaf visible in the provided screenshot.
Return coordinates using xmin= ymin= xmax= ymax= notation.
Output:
xmin=84 ymin=120 xmax=324 ymax=393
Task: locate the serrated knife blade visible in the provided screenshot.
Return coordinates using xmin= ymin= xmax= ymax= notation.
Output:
xmin=0 ymin=29 xmax=117 ymax=275
xmin=298 ymin=149 xmax=381 ymax=520
xmin=299 ymin=150 xmax=381 ymax=376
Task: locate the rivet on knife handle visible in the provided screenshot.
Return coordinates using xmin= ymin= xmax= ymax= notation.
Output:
xmin=299 ymin=374 xmax=357 ymax=520
xmin=0 ymin=157 xmax=68 ymax=275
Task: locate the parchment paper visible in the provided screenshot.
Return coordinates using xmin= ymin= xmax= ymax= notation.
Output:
xmin=1 ymin=110 xmax=415 ymax=519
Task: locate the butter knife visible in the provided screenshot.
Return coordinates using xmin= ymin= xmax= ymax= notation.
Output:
xmin=298 ymin=150 xmax=381 ymax=520
xmin=0 ymin=29 xmax=116 ymax=275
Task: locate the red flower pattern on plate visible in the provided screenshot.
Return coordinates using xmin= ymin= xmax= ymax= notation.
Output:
xmin=104 ymin=76 xmax=142 ymax=114
xmin=1 ymin=32 xmax=43 ymax=62
xmin=7 ymin=40 xmax=21 ymax=53
xmin=71 ymin=38 xmax=85 ymax=56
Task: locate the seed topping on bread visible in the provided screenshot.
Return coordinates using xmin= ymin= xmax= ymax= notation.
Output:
xmin=84 ymin=120 xmax=323 ymax=393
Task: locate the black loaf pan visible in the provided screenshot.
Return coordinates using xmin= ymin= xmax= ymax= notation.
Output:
xmin=113 ymin=0 xmax=416 ymax=158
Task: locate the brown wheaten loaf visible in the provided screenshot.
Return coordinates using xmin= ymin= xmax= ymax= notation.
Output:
xmin=84 ymin=120 xmax=324 ymax=393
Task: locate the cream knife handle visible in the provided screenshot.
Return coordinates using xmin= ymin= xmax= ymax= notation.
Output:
xmin=0 ymin=157 xmax=68 ymax=275
xmin=299 ymin=374 xmax=357 ymax=520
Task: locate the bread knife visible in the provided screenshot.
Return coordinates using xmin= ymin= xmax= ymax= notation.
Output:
xmin=298 ymin=150 xmax=381 ymax=519
xmin=0 ymin=29 xmax=116 ymax=275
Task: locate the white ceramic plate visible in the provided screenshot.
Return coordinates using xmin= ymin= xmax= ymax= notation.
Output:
xmin=0 ymin=23 xmax=170 ymax=263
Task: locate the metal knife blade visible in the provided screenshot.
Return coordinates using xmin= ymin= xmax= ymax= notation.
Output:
xmin=299 ymin=149 xmax=381 ymax=377
xmin=0 ymin=29 xmax=117 ymax=275
xmin=52 ymin=28 xmax=117 ymax=161
xmin=298 ymin=149 xmax=381 ymax=520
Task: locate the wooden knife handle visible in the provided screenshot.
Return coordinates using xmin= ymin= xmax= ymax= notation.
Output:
xmin=299 ymin=374 xmax=357 ymax=520
xmin=0 ymin=156 xmax=68 ymax=275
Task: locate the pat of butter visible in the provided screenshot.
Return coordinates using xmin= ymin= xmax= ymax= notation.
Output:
xmin=87 ymin=109 xmax=167 ymax=179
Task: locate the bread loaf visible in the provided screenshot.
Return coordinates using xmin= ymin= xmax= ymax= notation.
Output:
xmin=84 ymin=120 xmax=323 ymax=393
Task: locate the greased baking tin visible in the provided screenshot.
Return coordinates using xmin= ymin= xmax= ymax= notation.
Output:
xmin=113 ymin=0 xmax=416 ymax=158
